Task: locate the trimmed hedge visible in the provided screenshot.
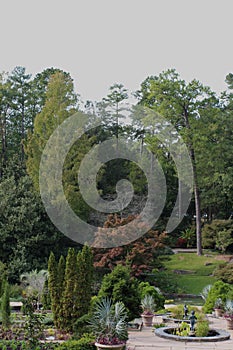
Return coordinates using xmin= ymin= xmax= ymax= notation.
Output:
xmin=56 ymin=334 xmax=95 ymax=350
xmin=0 ymin=334 xmax=95 ymax=350
xmin=203 ymin=280 xmax=233 ymax=313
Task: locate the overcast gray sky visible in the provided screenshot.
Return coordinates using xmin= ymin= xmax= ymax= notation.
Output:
xmin=1 ymin=0 xmax=233 ymax=101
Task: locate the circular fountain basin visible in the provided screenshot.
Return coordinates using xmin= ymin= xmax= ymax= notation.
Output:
xmin=155 ymin=326 xmax=230 ymax=342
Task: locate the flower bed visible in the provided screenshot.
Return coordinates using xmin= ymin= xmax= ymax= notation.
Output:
xmin=0 ymin=340 xmax=58 ymax=350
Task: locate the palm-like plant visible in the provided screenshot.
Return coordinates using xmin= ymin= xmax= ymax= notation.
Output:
xmin=20 ymin=270 xmax=48 ymax=309
xmin=141 ymin=294 xmax=156 ymax=315
xmin=89 ymin=297 xmax=128 ymax=345
xmin=214 ymin=297 xmax=224 ymax=309
xmin=224 ymin=299 xmax=233 ymax=321
xmin=200 ymin=284 xmax=212 ymax=301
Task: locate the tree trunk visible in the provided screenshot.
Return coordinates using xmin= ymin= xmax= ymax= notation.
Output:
xmin=193 ymin=166 xmax=202 ymax=255
xmin=21 ymin=102 xmax=25 ymax=161
xmin=183 ymin=107 xmax=202 ymax=255
xmin=116 ymin=102 xmax=119 ymax=157
xmin=0 ymin=116 xmax=4 ymax=178
xmin=0 ymin=109 xmax=7 ymax=178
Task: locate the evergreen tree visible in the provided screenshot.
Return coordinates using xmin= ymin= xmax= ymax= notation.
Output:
xmin=1 ymin=280 xmax=11 ymax=329
xmin=135 ymin=70 xmax=216 ymax=255
xmin=30 ymin=67 xmax=71 ymax=117
xmin=61 ymin=248 xmax=77 ymax=331
xmin=7 ymin=66 xmax=33 ymax=162
xmin=25 ymin=70 xmax=93 ymax=223
xmin=24 ymin=71 xmax=77 ymax=191
xmin=58 ymin=255 xmax=66 ymax=292
xmin=101 ymin=83 xmax=128 ymax=155
xmin=62 ymin=132 xmax=95 ymax=221
xmin=196 ymin=90 xmax=233 ymax=220
xmin=48 ymin=252 xmax=59 ymax=327
xmin=57 ymin=255 xmax=66 ymax=327
xmin=0 ymin=73 xmax=11 ymax=178
xmin=41 ymin=277 xmax=51 ymax=310
xmin=74 ymin=245 xmax=93 ymax=319
xmin=0 ymin=262 xmax=7 ymax=297
xmin=0 ymin=170 xmax=64 ymax=283
xmin=98 ymin=264 xmax=141 ymax=321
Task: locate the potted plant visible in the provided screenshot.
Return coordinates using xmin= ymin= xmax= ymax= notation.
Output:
xmin=214 ymin=297 xmax=224 ymax=317
xmin=141 ymin=294 xmax=156 ymax=327
xmin=223 ymin=299 xmax=233 ymax=329
xmin=89 ymin=297 xmax=128 ymax=350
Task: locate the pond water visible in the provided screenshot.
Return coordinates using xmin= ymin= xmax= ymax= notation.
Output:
xmin=165 ymin=328 xmax=219 ymax=337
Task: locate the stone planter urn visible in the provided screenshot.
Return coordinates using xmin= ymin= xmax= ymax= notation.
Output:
xmin=90 ymin=298 xmax=128 ymax=350
xmin=214 ymin=298 xmax=224 ymax=317
xmin=226 ymin=318 xmax=233 ymax=330
xmin=141 ymin=313 xmax=154 ymax=327
xmin=215 ymin=308 xmax=224 ymax=317
xmin=140 ymin=294 xmax=156 ymax=327
xmin=95 ymin=343 xmax=126 ymax=350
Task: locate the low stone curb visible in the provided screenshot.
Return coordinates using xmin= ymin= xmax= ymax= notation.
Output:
xmin=155 ymin=327 xmax=230 ymax=342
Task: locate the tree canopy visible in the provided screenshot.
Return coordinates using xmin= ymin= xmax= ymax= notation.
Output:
xmin=0 ymin=65 xmax=233 ymax=277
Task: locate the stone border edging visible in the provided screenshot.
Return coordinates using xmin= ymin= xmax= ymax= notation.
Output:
xmin=162 ymin=316 xmax=190 ymax=323
xmin=155 ymin=327 xmax=230 ymax=342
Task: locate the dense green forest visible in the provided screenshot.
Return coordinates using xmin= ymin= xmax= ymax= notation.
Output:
xmin=1 ymin=66 xmax=233 ymax=282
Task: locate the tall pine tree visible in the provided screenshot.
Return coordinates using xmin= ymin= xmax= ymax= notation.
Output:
xmin=24 ymin=71 xmax=77 ymax=191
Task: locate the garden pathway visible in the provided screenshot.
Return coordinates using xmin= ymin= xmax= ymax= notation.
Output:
xmin=127 ymin=314 xmax=233 ymax=350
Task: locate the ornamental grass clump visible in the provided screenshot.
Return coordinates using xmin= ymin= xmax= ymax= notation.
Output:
xmin=170 ymin=305 xmax=184 ymax=320
xmin=195 ymin=320 xmax=209 ymax=337
xmin=89 ymin=297 xmax=128 ymax=346
xmin=175 ymin=321 xmax=190 ymax=336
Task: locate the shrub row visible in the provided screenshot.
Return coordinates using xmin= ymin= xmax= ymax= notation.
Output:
xmin=0 ymin=333 xmax=95 ymax=350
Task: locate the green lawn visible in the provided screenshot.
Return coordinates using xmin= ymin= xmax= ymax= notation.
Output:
xmin=172 ymin=275 xmax=217 ymax=295
xmin=162 ymin=252 xmax=226 ymax=295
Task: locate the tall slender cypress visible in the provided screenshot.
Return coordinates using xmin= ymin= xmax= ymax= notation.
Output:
xmin=74 ymin=245 xmax=93 ymax=319
xmin=48 ymin=252 xmax=59 ymax=327
xmin=1 ymin=280 xmax=11 ymax=329
xmin=57 ymin=255 xmax=65 ymax=328
xmin=41 ymin=277 xmax=51 ymax=310
xmin=61 ymin=248 xmax=77 ymax=331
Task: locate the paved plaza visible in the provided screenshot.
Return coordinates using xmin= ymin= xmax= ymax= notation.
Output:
xmin=127 ymin=314 xmax=233 ymax=350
